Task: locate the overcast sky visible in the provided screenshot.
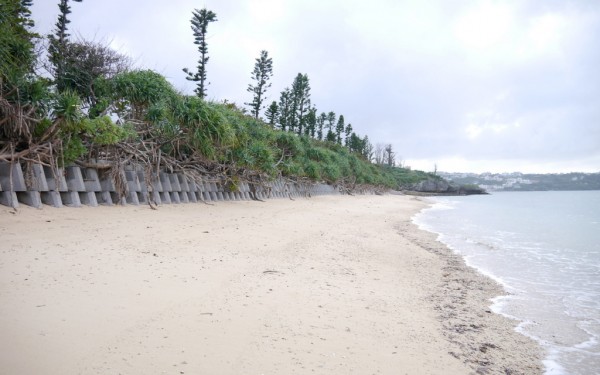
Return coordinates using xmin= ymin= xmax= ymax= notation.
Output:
xmin=31 ymin=0 xmax=600 ymax=173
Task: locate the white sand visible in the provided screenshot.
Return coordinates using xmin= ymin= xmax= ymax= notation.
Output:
xmin=0 ymin=195 xmax=541 ymax=374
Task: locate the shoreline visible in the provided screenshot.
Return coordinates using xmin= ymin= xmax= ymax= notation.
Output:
xmin=407 ymin=197 xmax=543 ymax=373
xmin=0 ymin=195 xmax=542 ymax=374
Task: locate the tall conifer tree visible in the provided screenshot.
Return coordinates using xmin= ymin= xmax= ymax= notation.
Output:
xmin=344 ymin=123 xmax=353 ymax=146
xmin=335 ymin=115 xmax=345 ymax=144
xmin=290 ymin=73 xmax=310 ymax=135
xmin=304 ymin=106 xmax=317 ymax=137
xmin=317 ymin=112 xmax=327 ymax=141
xmin=278 ymin=88 xmax=291 ymax=131
xmin=183 ymin=8 xmax=217 ymax=99
xmin=246 ymin=50 xmax=273 ymax=119
xmin=47 ymin=0 xmax=83 ymax=92
xmin=265 ymin=101 xmax=279 ymax=127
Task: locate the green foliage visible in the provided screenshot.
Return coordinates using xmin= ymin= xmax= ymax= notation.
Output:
xmin=113 ymin=70 xmax=178 ymax=110
xmin=82 ymin=116 xmax=134 ymax=145
xmin=53 ymin=90 xmax=83 ymax=128
xmin=50 ymin=93 xmax=132 ymax=164
xmin=111 ymin=70 xmax=179 ymax=124
xmin=62 ymin=136 xmax=87 ymax=164
xmin=387 ymin=166 xmax=439 ymax=187
xmin=0 ymin=0 xmax=38 ymax=80
xmin=52 ymin=40 xmax=129 ymax=111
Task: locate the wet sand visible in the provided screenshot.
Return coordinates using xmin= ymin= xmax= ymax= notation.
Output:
xmin=0 ymin=195 xmax=542 ymax=374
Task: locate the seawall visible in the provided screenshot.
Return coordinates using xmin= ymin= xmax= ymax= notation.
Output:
xmin=0 ymin=162 xmax=376 ymax=209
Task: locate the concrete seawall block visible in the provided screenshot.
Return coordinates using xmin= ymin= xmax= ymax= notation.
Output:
xmin=95 ymin=191 xmax=113 ymax=205
xmin=140 ymin=192 xmax=149 ymax=204
xmin=159 ymin=191 xmax=171 ymax=204
xmin=41 ymin=191 xmax=63 ymax=207
xmin=0 ymin=191 xmax=18 ymax=208
xmin=160 ymin=173 xmax=172 ymax=192
xmin=82 ymin=168 xmax=102 ymax=192
xmin=60 ymin=191 xmax=81 ymax=207
xmin=0 ymin=163 xmax=27 ymax=191
xmin=179 ymin=191 xmax=190 ymax=203
xmin=149 ymin=190 xmax=161 ymax=205
xmin=169 ymin=174 xmax=181 ymax=192
xmin=126 ymin=190 xmax=139 ymax=205
xmin=79 ymin=191 xmax=98 ymax=206
xmin=125 ymin=170 xmax=141 ymax=192
xmin=29 ymin=164 xmax=49 ymax=191
xmin=187 ymin=179 xmax=197 ymax=193
xmin=170 ymin=191 xmax=181 ymax=203
xmin=17 ymin=191 xmax=42 ymax=208
xmin=98 ymin=170 xmax=116 ymax=192
xmin=178 ymin=175 xmax=190 ymax=192
xmin=66 ymin=166 xmax=86 ymax=192
xmin=137 ymin=178 xmax=148 ymax=204
xmin=202 ymin=182 xmax=210 ymax=198
xmin=150 ymin=173 xmax=163 ymax=192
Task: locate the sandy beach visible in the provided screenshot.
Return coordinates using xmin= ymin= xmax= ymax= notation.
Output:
xmin=0 ymin=195 xmax=541 ymax=374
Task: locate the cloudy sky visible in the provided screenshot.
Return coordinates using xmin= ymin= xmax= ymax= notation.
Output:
xmin=31 ymin=0 xmax=600 ymax=173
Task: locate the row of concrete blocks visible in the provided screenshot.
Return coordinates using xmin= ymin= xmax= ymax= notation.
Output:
xmin=0 ymin=163 xmax=341 ymax=209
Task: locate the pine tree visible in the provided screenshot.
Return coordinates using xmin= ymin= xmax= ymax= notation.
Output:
xmin=344 ymin=123 xmax=353 ymax=147
xmin=326 ymin=111 xmax=336 ymax=132
xmin=47 ymin=0 xmax=83 ymax=92
xmin=347 ymin=132 xmax=360 ymax=153
xmin=335 ymin=115 xmax=345 ymax=144
xmin=304 ymin=106 xmax=317 ymax=138
xmin=183 ymin=8 xmax=217 ymax=99
xmin=246 ymin=50 xmax=273 ymax=119
xmin=317 ymin=112 xmax=326 ymax=141
xmin=362 ymin=135 xmax=373 ymax=160
xmin=265 ymin=101 xmax=279 ymax=127
xmin=384 ymin=144 xmax=395 ymax=167
xmin=290 ymin=73 xmax=310 ymax=135
xmin=278 ymin=88 xmax=291 ymax=131
xmin=325 ymin=129 xmax=336 ymax=142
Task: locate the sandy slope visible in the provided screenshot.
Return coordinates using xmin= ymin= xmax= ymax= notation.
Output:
xmin=0 ymin=195 xmax=541 ymax=374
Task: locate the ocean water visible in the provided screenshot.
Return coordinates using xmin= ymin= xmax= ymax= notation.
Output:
xmin=413 ymin=191 xmax=600 ymax=375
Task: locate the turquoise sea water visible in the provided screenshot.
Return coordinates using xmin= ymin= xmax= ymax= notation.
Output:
xmin=413 ymin=191 xmax=600 ymax=375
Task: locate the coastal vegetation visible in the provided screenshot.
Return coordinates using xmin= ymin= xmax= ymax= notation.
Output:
xmin=0 ymin=0 xmax=441 ymax=197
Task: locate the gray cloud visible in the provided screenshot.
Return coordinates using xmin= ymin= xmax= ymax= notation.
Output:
xmin=31 ymin=0 xmax=600 ymax=173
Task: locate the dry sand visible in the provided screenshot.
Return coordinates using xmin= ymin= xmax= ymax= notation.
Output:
xmin=0 ymin=195 xmax=542 ymax=374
